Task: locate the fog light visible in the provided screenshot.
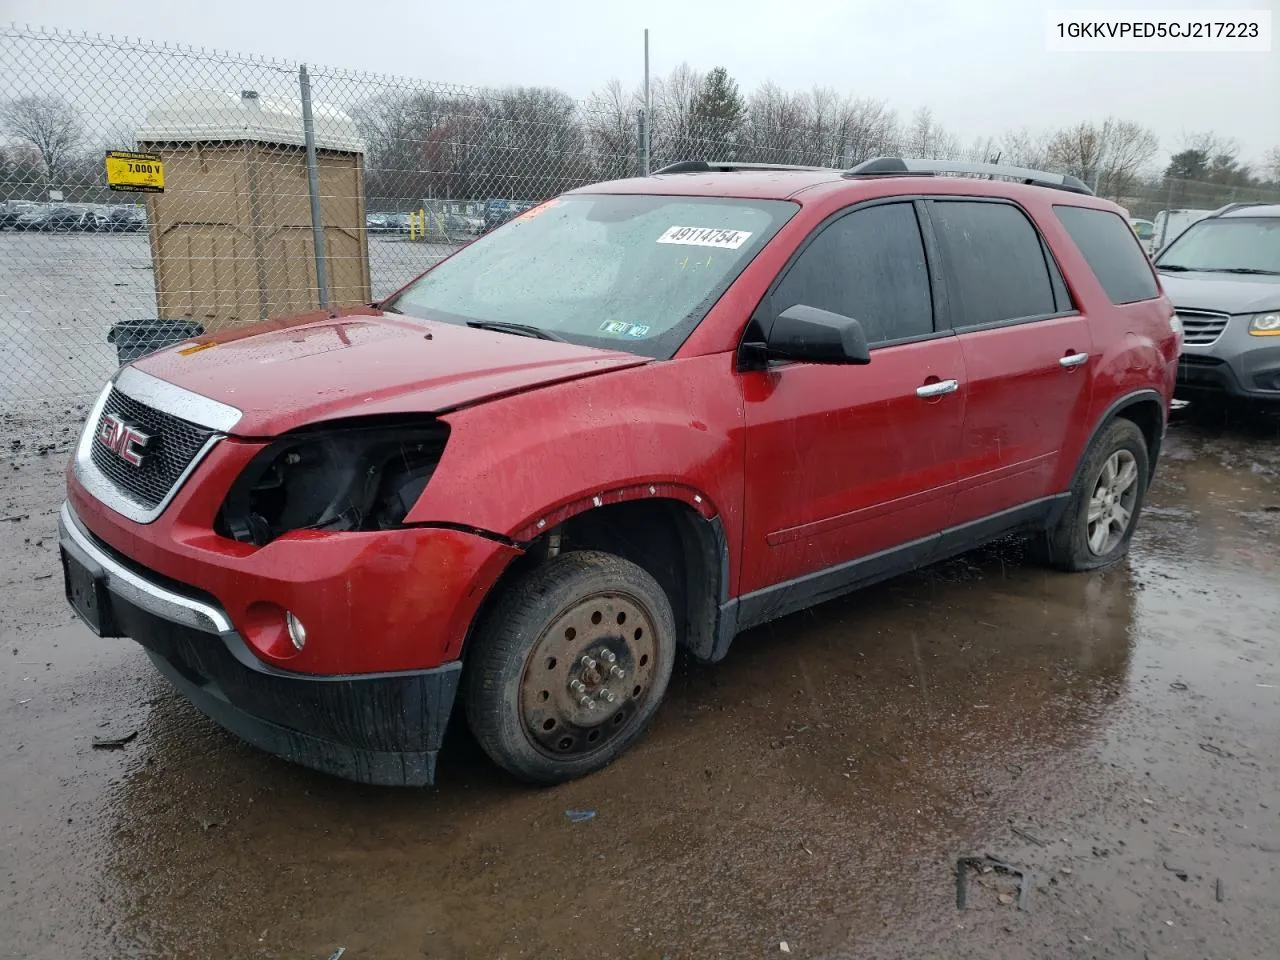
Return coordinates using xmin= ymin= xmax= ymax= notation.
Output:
xmin=286 ymin=612 xmax=307 ymax=651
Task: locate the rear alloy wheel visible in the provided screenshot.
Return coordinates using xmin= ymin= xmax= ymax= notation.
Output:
xmin=465 ymin=551 xmax=676 ymax=784
xmin=1037 ymin=417 xmax=1150 ymax=571
xmin=1085 ymin=449 xmax=1140 ymax=556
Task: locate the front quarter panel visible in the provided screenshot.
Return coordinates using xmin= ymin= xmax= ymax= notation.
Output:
xmin=407 ymin=352 xmax=746 ymax=589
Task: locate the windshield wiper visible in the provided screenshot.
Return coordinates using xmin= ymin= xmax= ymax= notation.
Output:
xmin=377 ymin=302 xmax=403 ymax=314
xmin=1205 ymin=267 xmax=1280 ymax=276
xmin=1157 ymin=264 xmax=1194 ymax=272
xmin=466 ymin=320 xmax=565 ymax=342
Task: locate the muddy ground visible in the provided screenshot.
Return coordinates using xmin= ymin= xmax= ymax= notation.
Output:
xmin=2 ymin=400 xmax=1278 ymax=960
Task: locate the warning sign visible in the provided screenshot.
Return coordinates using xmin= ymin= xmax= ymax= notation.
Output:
xmin=105 ymin=151 xmax=165 ymax=193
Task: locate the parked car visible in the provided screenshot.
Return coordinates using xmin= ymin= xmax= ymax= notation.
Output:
xmin=365 ymin=212 xmax=395 ymax=233
xmin=12 ymin=205 xmax=52 ymax=231
xmin=1129 ymin=217 xmax=1155 ymax=252
xmin=59 ymin=157 xmax=1178 ymax=789
xmin=25 ymin=205 xmax=88 ymax=232
xmin=0 ymin=200 xmax=36 ymax=230
xmin=482 ymin=199 xmax=533 ymax=233
xmin=444 ymin=212 xmax=482 ymax=238
xmin=82 ymin=206 xmax=119 ymax=232
xmin=113 ymin=206 xmax=147 ymax=232
xmin=1154 ymin=202 xmax=1280 ymax=402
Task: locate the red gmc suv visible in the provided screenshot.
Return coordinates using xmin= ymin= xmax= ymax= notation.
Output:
xmin=59 ymin=157 xmax=1180 ymax=787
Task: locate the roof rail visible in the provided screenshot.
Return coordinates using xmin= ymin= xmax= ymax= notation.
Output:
xmin=653 ymin=160 xmax=831 ymax=175
xmin=1209 ymin=201 xmax=1267 ymax=217
xmin=844 ymin=157 xmax=1094 ymax=196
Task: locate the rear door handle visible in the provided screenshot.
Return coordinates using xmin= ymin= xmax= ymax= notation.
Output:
xmin=916 ymin=379 xmax=959 ymax=398
xmin=1059 ymin=352 xmax=1089 ymax=368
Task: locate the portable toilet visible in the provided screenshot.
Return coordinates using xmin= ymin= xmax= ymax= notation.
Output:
xmin=135 ymin=89 xmax=370 ymax=330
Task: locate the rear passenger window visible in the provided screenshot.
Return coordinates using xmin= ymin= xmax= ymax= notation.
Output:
xmin=1054 ymin=205 xmax=1160 ymax=304
xmin=929 ymin=200 xmax=1058 ymax=329
xmin=772 ymin=202 xmax=933 ymax=345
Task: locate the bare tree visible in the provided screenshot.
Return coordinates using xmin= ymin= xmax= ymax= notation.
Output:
xmin=998 ymin=128 xmax=1054 ymax=170
xmin=477 ymin=86 xmax=590 ymax=200
xmin=840 ymin=98 xmax=900 ymax=165
xmin=740 ymin=82 xmax=810 ymax=162
xmin=583 ymin=79 xmax=639 ymax=180
xmin=650 ymin=63 xmax=703 ymax=164
xmin=0 ymin=142 xmax=46 ymax=201
xmin=903 ymin=107 xmax=960 ymax=160
xmin=1264 ymin=146 xmax=1280 ymax=184
xmin=0 ymin=95 xmax=84 ymax=185
xmin=102 ymin=123 xmax=140 ymax=153
xmin=1046 ymin=118 xmax=1158 ymax=197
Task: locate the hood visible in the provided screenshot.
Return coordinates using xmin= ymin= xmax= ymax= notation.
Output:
xmin=1158 ymin=272 xmax=1280 ymax=315
xmin=130 ymin=309 xmax=651 ymax=436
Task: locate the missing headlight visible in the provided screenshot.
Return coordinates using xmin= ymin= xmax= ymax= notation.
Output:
xmin=217 ymin=419 xmax=450 ymax=546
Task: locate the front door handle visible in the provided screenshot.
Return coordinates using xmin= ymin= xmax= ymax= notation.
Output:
xmin=1059 ymin=352 xmax=1089 ymax=368
xmin=916 ymin=379 xmax=959 ymax=398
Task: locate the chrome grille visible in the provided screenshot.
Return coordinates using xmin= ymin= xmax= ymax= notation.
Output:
xmin=88 ymin=388 xmax=216 ymax=509
xmin=1177 ymin=309 xmax=1231 ymax=346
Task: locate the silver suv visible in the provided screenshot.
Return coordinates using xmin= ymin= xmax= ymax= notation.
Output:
xmin=1155 ymin=203 xmax=1280 ymax=401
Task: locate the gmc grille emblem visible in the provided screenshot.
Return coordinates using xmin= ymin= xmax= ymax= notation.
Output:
xmin=97 ymin=413 xmax=151 ymax=467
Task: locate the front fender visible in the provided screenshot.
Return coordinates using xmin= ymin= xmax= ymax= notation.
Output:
xmin=406 ymin=352 xmax=746 ymax=588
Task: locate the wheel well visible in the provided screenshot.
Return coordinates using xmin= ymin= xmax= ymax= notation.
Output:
xmin=1111 ymin=396 xmax=1164 ymax=474
xmin=464 ymin=499 xmax=725 ymax=662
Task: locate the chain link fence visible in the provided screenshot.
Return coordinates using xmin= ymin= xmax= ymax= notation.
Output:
xmin=0 ymin=25 xmax=637 ymax=406
xmin=3 ymin=24 xmax=1279 ymax=406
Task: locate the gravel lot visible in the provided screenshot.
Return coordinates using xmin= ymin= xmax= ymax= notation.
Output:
xmin=0 ymin=232 xmax=455 ymax=404
xmin=1 ymin=400 xmax=1279 ymax=959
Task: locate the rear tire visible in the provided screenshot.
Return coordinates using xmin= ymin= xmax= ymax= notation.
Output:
xmin=464 ymin=550 xmax=676 ymax=784
xmin=1038 ymin=418 xmax=1149 ymax=572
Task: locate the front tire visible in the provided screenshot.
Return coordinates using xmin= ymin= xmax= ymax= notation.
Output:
xmin=464 ymin=550 xmax=676 ymax=784
xmin=1039 ymin=418 xmax=1149 ymax=571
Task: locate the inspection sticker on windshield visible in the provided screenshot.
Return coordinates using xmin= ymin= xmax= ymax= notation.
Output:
xmin=599 ymin=320 xmax=650 ymax=338
xmin=656 ymin=226 xmax=752 ymax=249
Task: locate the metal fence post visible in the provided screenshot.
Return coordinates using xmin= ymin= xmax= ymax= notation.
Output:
xmin=1158 ymin=178 xmax=1176 ymax=249
xmin=298 ymin=63 xmax=330 ymax=309
xmin=637 ymin=109 xmax=649 ymax=178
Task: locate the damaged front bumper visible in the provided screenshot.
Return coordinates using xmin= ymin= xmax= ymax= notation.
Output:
xmin=58 ymin=501 xmax=507 ymax=786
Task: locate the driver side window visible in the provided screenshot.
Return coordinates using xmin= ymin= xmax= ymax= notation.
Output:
xmin=772 ymin=202 xmax=935 ymax=345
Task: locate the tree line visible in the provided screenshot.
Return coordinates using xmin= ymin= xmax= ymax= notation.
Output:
xmin=4 ymin=65 xmax=1280 ymax=210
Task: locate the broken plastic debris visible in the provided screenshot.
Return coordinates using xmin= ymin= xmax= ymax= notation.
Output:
xmin=92 ymin=729 xmax=138 ymax=750
xmin=779 ymin=942 xmax=791 ymax=953
xmin=564 ymin=808 xmax=596 ymax=823
xmin=328 ymin=949 xmax=346 ymax=960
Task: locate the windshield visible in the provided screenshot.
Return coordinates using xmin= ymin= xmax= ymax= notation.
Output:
xmin=1155 ymin=217 xmax=1280 ymax=275
xmin=383 ymin=193 xmax=797 ymax=358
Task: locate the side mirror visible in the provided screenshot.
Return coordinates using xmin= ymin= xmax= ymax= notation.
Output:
xmin=766 ymin=304 xmax=871 ymax=365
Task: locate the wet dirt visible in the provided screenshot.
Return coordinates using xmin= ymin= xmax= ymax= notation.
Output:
xmin=2 ymin=401 xmax=1279 ymax=959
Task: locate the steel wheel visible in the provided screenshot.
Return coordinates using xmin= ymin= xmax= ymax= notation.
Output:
xmin=1086 ymin=449 xmax=1140 ymax=556
xmin=519 ymin=592 xmax=659 ymax=759
xmin=466 ymin=550 xmax=676 ymax=784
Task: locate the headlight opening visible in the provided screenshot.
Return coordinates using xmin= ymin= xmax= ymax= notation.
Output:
xmin=217 ymin=420 xmax=450 ymax=546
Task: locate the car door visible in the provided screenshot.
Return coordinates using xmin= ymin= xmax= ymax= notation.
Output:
xmin=924 ymin=198 xmax=1093 ymax=527
xmin=739 ymin=200 xmax=966 ymax=605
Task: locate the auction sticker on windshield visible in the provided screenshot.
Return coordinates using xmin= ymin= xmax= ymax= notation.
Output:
xmin=656 ymin=226 xmax=752 ymax=249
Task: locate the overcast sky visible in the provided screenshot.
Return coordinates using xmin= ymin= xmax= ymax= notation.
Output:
xmin=8 ymin=0 xmax=1279 ymax=163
